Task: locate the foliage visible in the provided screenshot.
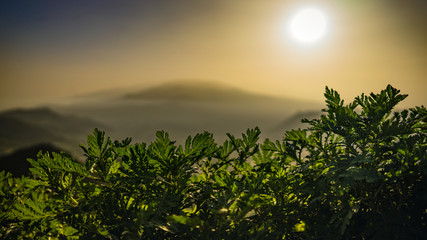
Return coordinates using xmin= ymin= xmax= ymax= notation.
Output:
xmin=1 ymin=85 xmax=426 ymax=239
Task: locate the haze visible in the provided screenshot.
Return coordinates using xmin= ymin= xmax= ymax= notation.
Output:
xmin=1 ymin=0 xmax=426 ymax=110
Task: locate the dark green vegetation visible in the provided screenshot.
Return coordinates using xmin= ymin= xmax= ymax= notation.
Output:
xmin=1 ymin=85 xmax=426 ymax=239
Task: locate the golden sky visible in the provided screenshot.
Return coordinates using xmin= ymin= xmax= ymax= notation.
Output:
xmin=1 ymin=0 xmax=426 ymax=109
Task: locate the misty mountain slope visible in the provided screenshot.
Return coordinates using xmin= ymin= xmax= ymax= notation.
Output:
xmin=0 ymin=107 xmax=105 ymax=156
xmin=0 ymin=143 xmax=70 ymax=177
xmin=0 ymin=116 xmax=63 ymax=154
xmin=123 ymin=80 xmax=275 ymax=102
xmin=1 ymin=107 xmax=105 ymax=135
xmin=54 ymin=80 xmax=322 ymax=143
xmin=272 ymin=111 xmax=321 ymax=133
xmin=121 ymin=80 xmax=316 ymax=110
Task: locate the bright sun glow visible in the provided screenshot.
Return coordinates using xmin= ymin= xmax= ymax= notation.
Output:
xmin=290 ymin=8 xmax=327 ymax=43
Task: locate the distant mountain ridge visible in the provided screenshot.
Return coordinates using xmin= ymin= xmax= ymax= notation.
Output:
xmin=0 ymin=115 xmax=62 ymax=154
xmin=53 ymin=79 xmax=322 ymax=144
xmin=0 ymin=143 xmax=69 ymax=177
xmin=122 ymin=80 xmax=281 ymax=102
xmin=273 ymin=111 xmax=321 ymax=132
xmin=0 ymin=107 xmax=104 ymax=137
xmin=0 ymin=107 xmax=104 ymax=156
xmin=1 ymin=80 xmax=323 ymax=160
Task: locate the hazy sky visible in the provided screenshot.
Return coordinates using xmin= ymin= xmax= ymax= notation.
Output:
xmin=1 ymin=0 xmax=426 ymax=109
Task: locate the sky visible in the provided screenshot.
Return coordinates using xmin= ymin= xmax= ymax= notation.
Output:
xmin=1 ymin=0 xmax=426 ymax=110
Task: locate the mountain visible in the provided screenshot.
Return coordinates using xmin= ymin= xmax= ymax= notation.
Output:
xmin=54 ymin=80 xmax=323 ymax=143
xmin=0 ymin=80 xmax=323 ymax=174
xmin=272 ymin=111 xmax=322 ymax=132
xmin=0 ymin=107 xmax=105 ymax=156
xmin=0 ymin=143 xmax=70 ymax=177
xmin=0 ymin=107 xmax=102 ymax=133
xmin=123 ymin=80 xmax=279 ymax=102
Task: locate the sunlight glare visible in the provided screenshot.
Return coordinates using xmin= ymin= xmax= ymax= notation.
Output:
xmin=290 ymin=8 xmax=327 ymax=43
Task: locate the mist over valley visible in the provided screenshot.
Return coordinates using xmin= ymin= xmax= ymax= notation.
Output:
xmin=0 ymin=80 xmax=322 ymax=169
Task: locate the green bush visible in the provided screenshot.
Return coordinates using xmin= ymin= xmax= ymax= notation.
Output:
xmin=1 ymin=85 xmax=426 ymax=239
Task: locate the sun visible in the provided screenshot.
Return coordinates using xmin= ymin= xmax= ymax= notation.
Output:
xmin=289 ymin=8 xmax=328 ymax=44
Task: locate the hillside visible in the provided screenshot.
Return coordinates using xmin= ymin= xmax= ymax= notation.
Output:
xmin=0 ymin=107 xmax=103 ymax=134
xmin=0 ymin=81 xmax=322 ymax=182
xmin=0 ymin=107 xmax=104 ymax=156
xmin=272 ymin=111 xmax=321 ymax=132
xmin=54 ymin=80 xmax=322 ymax=143
xmin=0 ymin=143 xmax=70 ymax=177
xmin=123 ymin=80 xmax=279 ymax=102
